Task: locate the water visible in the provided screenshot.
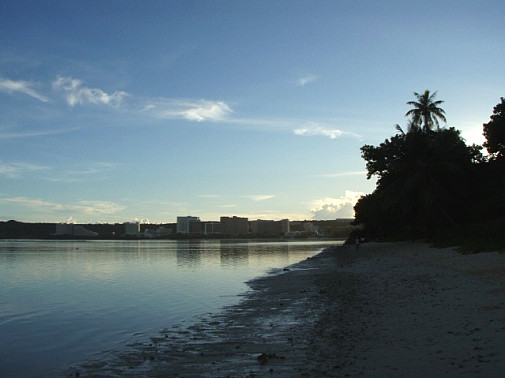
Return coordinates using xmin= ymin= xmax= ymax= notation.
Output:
xmin=0 ymin=239 xmax=341 ymax=377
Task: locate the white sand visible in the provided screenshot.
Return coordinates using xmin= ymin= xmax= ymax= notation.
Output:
xmin=68 ymin=241 xmax=505 ymax=377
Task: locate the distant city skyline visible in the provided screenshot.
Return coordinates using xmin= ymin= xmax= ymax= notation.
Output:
xmin=1 ymin=1 xmax=504 ymax=223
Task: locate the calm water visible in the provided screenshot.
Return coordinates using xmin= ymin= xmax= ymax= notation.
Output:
xmin=0 ymin=239 xmax=340 ymax=377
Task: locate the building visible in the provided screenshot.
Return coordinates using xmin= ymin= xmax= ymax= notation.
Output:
xmin=177 ymin=216 xmax=201 ymax=235
xmin=279 ymin=219 xmax=290 ymax=234
xmin=249 ymin=219 xmax=290 ymax=236
xmin=220 ymin=216 xmax=249 ymax=236
xmin=124 ymin=222 xmax=140 ymax=236
xmin=286 ymin=221 xmax=318 ymax=236
xmin=155 ymin=226 xmax=172 ymax=237
xmin=55 ymin=223 xmax=98 ymax=237
xmin=303 ymin=222 xmax=316 ymax=233
xmin=203 ymin=221 xmax=221 ymax=235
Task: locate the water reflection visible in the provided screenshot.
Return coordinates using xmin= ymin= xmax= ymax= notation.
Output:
xmin=176 ymin=240 xmax=203 ymax=268
xmin=0 ymin=239 xmax=341 ymax=378
xmin=219 ymin=241 xmax=249 ymax=267
xmin=171 ymin=240 xmax=308 ymax=269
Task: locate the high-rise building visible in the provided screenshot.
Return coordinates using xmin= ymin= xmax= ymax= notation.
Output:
xmin=177 ymin=216 xmax=201 ymax=234
xmin=220 ymin=216 xmax=249 ymax=236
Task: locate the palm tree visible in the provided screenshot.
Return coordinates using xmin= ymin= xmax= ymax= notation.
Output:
xmin=405 ymin=90 xmax=447 ymax=132
xmin=395 ymin=119 xmax=420 ymax=136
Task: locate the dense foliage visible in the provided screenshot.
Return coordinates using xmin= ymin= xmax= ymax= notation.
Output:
xmin=355 ymin=93 xmax=505 ymax=241
xmin=483 ymin=97 xmax=505 ymax=159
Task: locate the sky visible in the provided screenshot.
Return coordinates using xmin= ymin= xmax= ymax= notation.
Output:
xmin=1 ymin=0 xmax=504 ymax=224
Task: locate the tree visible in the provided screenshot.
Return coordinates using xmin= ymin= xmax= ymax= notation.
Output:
xmin=395 ymin=120 xmax=420 ymax=136
xmin=356 ymin=128 xmax=479 ymax=237
xmin=483 ymin=97 xmax=505 ymax=159
xmin=405 ymin=90 xmax=447 ymax=132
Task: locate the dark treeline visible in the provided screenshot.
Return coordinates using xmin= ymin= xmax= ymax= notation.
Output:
xmin=354 ymin=92 xmax=505 ymax=250
xmin=0 ymin=220 xmax=125 ymax=239
xmin=0 ymin=219 xmax=357 ymax=240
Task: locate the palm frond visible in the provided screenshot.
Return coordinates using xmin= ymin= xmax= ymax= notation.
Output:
xmin=395 ymin=124 xmax=406 ymax=135
xmin=406 ymin=90 xmax=447 ymax=131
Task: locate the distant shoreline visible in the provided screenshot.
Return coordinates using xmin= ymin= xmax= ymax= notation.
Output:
xmin=0 ymin=236 xmax=344 ymax=242
xmin=0 ymin=219 xmax=358 ymax=240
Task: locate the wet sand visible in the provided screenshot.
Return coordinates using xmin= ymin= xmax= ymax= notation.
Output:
xmin=68 ymin=242 xmax=505 ymax=377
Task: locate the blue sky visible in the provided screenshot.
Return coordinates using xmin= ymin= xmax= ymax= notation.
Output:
xmin=1 ymin=0 xmax=504 ymax=223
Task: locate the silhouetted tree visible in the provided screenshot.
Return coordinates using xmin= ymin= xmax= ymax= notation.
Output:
xmin=405 ymin=90 xmax=447 ymax=132
xmin=356 ymin=127 xmax=479 ymax=237
xmin=355 ymin=94 xmax=505 ymax=245
xmin=483 ymin=97 xmax=505 ymax=159
xmin=478 ymin=97 xmax=505 ymax=220
xmin=395 ymin=120 xmax=420 ymax=136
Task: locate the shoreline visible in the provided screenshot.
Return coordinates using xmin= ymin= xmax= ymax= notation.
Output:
xmin=67 ymin=242 xmax=505 ymax=377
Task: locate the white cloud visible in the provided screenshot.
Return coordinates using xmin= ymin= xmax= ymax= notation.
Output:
xmin=244 ymin=194 xmax=276 ymax=201
xmin=144 ymin=99 xmax=232 ymax=122
xmin=294 ymin=126 xmax=344 ymax=139
xmin=310 ymin=190 xmax=365 ymax=220
xmin=297 ymin=74 xmax=318 ymax=87
xmin=0 ymin=78 xmax=49 ymax=102
xmin=52 ymin=76 xmax=127 ymax=107
xmin=0 ymin=161 xmax=51 ymax=179
xmin=4 ymin=197 xmax=125 ymax=216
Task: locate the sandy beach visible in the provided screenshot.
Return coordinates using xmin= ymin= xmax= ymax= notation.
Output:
xmin=68 ymin=241 xmax=505 ymax=377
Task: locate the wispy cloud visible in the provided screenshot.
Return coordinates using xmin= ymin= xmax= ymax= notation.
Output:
xmin=140 ymin=200 xmax=188 ymax=207
xmin=198 ymin=194 xmax=220 ymax=198
xmin=219 ymin=204 xmax=237 ymax=208
xmin=52 ymin=76 xmax=127 ymax=107
xmin=0 ymin=161 xmax=51 ymax=179
xmin=144 ymin=99 xmax=232 ymax=122
xmin=76 ymin=200 xmax=126 ymax=214
xmin=0 ymin=78 xmax=49 ymax=102
xmin=294 ymin=126 xmax=344 ymax=139
xmin=2 ymin=75 xmax=361 ymax=142
xmin=244 ymin=194 xmax=276 ymax=202
xmin=65 ymin=162 xmax=116 ymax=175
xmin=0 ymin=127 xmax=80 ymax=139
xmin=296 ymin=74 xmax=318 ymax=87
xmin=293 ymin=122 xmax=362 ymax=140
xmin=43 ymin=162 xmax=117 ymax=183
xmin=4 ymin=197 xmax=125 ymax=215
